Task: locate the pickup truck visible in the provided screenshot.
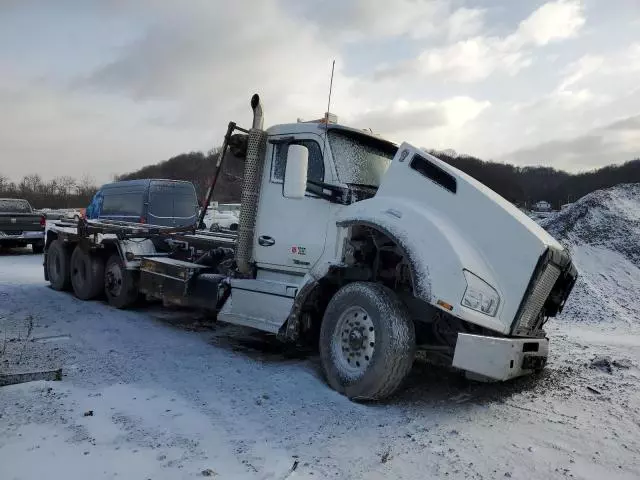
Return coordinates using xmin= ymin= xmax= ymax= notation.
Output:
xmin=0 ymin=198 xmax=45 ymax=254
xmin=43 ymin=94 xmax=577 ymax=400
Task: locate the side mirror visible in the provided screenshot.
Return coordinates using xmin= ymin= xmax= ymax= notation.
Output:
xmin=284 ymin=145 xmax=309 ymax=199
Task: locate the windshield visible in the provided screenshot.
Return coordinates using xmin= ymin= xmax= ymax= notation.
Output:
xmin=0 ymin=199 xmax=32 ymax=213
xmin=328 ymin=129 xmax=397 ymax=187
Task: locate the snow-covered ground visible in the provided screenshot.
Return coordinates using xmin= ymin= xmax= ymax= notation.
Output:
xmin=1 ymin=253 xmax=638 ymax=479
xmin=1 ymin=184 xmax=640 ymax=479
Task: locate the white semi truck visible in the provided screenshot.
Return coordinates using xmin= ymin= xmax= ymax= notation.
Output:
xmin=43 ymin=95 xmax=577 ymax=400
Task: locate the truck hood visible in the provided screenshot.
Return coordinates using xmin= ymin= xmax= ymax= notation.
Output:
xmin=337 ymin=143 xmax=566 ymax=333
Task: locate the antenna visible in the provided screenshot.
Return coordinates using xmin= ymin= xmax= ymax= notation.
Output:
xmin=326 ymin=59 xmax=335 ymax=124
xmin=322 ymin=60 xmax=335 ymax=158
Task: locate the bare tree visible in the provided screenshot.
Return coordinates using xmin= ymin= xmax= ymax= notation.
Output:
xmin=19 ymin=174 xmax=43 ymax=194
xmin=55 ymin=176 xmax=77 ymax=196
xmin=77 ymin=174 xmax=97 ymax=196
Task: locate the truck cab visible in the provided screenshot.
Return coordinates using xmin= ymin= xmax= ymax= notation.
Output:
xmin=43 ymin=94 xmax=577 ymax=400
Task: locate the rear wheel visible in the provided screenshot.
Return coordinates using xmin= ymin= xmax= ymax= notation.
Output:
xmin=46 ymin=240 xmax=71 ymax=291
xmin=319 ymin=282 xmax=416 ymax=401
xmin=104 ymin=254 xmax=138 ymax=309
xmin=70 ymin=246 xmax=105 ymax=300
xmin=32 ymin=243 xmax=44 ymax=255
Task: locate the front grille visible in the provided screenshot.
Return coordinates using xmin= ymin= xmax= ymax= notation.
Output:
xmin=514 ymin=263 xmax=561 ymax=336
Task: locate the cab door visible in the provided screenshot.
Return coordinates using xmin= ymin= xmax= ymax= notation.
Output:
xmin=253 ymin=133 xmax=333 ymax=273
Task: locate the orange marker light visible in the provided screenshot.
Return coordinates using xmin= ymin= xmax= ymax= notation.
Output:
xmin=437 ymin=300 xmax=453 ymax=311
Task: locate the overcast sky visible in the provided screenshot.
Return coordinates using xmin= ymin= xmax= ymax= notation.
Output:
xmin=1 ymin=0 xmax=639 ymax=183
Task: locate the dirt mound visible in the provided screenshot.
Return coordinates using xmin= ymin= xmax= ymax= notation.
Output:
xmin=540 ymin=184 xmax=640 ymax=325
xmin=541 ymin=183 xmax=640 ymax=267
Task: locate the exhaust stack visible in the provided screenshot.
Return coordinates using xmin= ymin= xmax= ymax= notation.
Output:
xmin=236 ymin=94 xmax=267 ymax=275
xmin=251 ymin=93 xmax=263 ymax=130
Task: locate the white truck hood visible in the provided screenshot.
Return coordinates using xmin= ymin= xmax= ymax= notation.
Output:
xmin=337 ymin=143 xmax=566 ymax=334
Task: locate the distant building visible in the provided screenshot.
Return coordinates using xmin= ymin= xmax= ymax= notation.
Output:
xmin=533 ymin=200 xmax=552 ymax=212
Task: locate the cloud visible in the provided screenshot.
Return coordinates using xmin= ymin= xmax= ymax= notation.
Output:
xmin=500 ymin=115 xmax=640 ymax=170
xmin=348 ymin=97 xmax=490 ymax=137
xmin=557 ymin=55 xmax=604 ymax=91
xmin=0 ymin=77 xmax=213 ymax=182
xmin=0 ymin=0 xmax=637 ymax=182
xmin=416 ymin=37 xmax=532 ymax=82
xmin=446 ymin=7 xmax=486 ymax=40
xmin=81 ymin=0 xmax=348 ymax=124
xmin=290 ymin=0 xmax=485 ymax=42
xmin=510 ymin=0 xmax=585 ymax=46
xmin=376 ymin=0 xmax=585 ymax=83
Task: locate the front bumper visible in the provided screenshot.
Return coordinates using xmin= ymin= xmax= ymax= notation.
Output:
xmin=452 ymin=333 xmax=549 ymax=381
xmin=0 ymin=231 xmax=44 ymax=242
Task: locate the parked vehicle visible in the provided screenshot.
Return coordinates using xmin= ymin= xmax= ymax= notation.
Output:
xmin=63 ymin=209 xmax=85 ymax=222
xmin=86 ymin=179 xmax=199 ymax=228
xmin=44 ymin=94 xmax=577 ymax=400
xmin=0 ymin=198 xmax=45 ymax=253
xmin=207 ymin=207 xmax=239 ymax=231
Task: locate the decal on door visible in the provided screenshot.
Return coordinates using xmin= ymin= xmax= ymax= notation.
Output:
xmin=290 ymin=245 xmax=310 ymax=265
xmin=290 ymin=245 xmax=307 ymax=256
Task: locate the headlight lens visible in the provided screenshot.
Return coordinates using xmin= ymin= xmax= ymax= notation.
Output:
xmin=461 ymin=270 xmax=500 ymax=317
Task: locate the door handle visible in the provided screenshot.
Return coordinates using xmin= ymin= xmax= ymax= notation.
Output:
xmin=258 ymin=235 xmax=275 ymax=247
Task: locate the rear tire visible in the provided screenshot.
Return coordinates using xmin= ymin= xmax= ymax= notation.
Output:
xmin=32 ymin=243 xmax=44 ymax=255
xmin=104 ymin=254 xmax=138 ymax=309
xmin=46 ymin=240 xmax=71 ymax=291
xmin=319 ymin=282 xmax=416 ymax=401
xmin=70 ymin=246 xmax=105 ymax=300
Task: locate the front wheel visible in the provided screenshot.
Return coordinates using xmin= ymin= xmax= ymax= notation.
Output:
xmin=104 ymin=254 xmax=138 ymax=309
xmin=319 ymin=282 xmax=416 ymax=401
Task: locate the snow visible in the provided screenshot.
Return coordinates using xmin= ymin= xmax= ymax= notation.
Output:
xmin=2 ymin=183 xmax=640 ymax=479
xmin=541 ymin=183 xmax=640 ymax=327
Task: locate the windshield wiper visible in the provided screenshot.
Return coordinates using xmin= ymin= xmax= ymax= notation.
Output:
xmin=306 ymin=179 xmax=349 ymax=205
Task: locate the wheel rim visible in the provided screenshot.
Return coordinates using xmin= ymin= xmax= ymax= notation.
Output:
xmin=332 ymin=306 xmax=376 ymax=375
xmin=105 ymin=262 xmax=123 ymax=297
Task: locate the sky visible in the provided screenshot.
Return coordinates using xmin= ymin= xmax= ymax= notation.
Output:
xmin=1 ymin=0 xmax=639 ymax=183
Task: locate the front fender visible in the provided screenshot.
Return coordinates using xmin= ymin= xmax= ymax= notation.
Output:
xmin=336 ymin=197 xmax=509 ymax=334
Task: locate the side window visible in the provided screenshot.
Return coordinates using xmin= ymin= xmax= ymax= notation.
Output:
xmin=101 ymin=192 xmax=144 ymax=217
xmin=272 ymin=140 xmax=324 ymax=184
xmin=409 ymin=154 xmax=457 ymax=194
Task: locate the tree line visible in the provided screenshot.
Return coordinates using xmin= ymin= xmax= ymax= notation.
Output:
xmin=429 ymin=152 xmax=640 ymax=209
xmin=0 ymin=174 xmax=98 ymax=209
xmin=4 ymin=147 xmax=639 ymax=211
xmin=119 ymin=145 xmax=640 ymax=210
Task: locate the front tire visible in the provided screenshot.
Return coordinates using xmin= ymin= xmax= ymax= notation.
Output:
xmin=319 ymin=282 xmax=416 ymax=401
xmin=46 ymin=240 xmax=71 ymax=291
xmin=70 ymin=246 xmax=105 ymax=300
xmin=104 ymin=254 xmax=138 ymax=309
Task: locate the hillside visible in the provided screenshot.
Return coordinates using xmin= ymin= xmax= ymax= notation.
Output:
xmin=117 ymin=149 xmax=244 ymax=203
xmin=540 ymin=183 xmax=640 ymax=326
xmin=119 ymin=144 xmax=640 ymax=207
xmin=431 ymin=151 xmax=640 ymax=209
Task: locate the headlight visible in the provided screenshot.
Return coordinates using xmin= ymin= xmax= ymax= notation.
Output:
xmin=461 ymin=270 xmax=500 ymax=317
